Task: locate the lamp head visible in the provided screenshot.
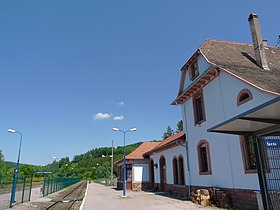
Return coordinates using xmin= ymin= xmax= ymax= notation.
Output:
xmin=102 ymin=155 xmax=105 ymax=158
xmin=52 ymin=156 xmax=57 ymax=160
xmin=8 ymin=129 xmax=16 ymax=133
xmin=112 ymin=128 xmax=119 ymax=131
xmin=130 ymin=128 xmax=137 ymax=132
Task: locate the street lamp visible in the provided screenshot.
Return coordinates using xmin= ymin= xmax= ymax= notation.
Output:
xmin=102 ymin=155 xmax=112 ymax=186
xmin=8 ymin=128 xmax=23 ymax=207
xmin=53 ymin=157 xmax=60 ymax=191
xmin=112 ymin=127 xmax=136 ymax=197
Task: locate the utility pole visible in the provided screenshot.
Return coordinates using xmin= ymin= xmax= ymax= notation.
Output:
xmin=111 ymin=140 xmax=114 ymax=186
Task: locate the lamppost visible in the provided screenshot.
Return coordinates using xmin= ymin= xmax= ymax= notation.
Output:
xmin=112 ymin=127 xmax=136 ymax=197
xmin=96 ymin=163 xmax=99 ymax=182
xmin=102 ymin=155 xmax=112 ymax=186
xmin=53 ymin=157 xmax=60 ymax=191
xmin=8 ymin=128 xmax=22 ymax=207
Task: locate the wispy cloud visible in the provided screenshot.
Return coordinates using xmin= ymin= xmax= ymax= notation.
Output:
xmin=117 ymin=101 xmax=125 ymax=106
xmin=113 ymin=115 xmax=124 ymax=121
xmin=94 ymin=113 xmax=112 ymax=120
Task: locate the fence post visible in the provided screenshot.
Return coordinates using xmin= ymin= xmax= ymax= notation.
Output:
xmin=21 ymin=175 xmax=26 ymax=203
xmin=47 ymin=176 xmax=50 ymax=195
xmin=42 ymin=174 xmax=46 ymax=197
xmin=28 ymin=175 xmax=33 ymax=201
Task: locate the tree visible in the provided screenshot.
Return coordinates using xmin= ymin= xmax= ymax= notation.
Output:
xmin=176 ymin=120 xmax=184 ymax=133
xmin=162 ymin=126 xmax=174 ymax=139
xmin=0 ymin=150 xmax=4 ymax=172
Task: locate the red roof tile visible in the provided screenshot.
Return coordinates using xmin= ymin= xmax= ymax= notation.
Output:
xmin=144 ymin=131 xmax=186 ymax=155
xmin=126 ymin=142 xmax=161 ymax=159
xmin=200 ymin=39 xmax=280 ymax=94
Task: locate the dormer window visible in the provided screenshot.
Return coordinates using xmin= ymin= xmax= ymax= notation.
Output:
xmin=237 ymin=89 xmax=253 ymax=106
xmin=190 ymin=60 xmax=199 ymax=80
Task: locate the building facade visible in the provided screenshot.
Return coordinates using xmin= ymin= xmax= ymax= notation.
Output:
xmin=171 ymin=13 xmax=280 ymax=209
xmin=144 ymin=131 xmax=188 ymax=196
xmin=117 ymin=142 xmax=160 ymax=191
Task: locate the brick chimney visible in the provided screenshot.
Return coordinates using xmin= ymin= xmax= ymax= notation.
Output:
xmin=248 ymin=13 xmax=270 ymax=70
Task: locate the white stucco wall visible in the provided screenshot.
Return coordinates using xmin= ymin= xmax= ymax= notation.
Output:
xmin=134 ymin=164 xmax=149 ymax=182
xmin=181 ymin=69 xmax=276 ymax=190
xmin=150 ymin=145 xmax=188 ymax=185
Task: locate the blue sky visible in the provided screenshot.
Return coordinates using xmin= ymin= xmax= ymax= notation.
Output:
xmin=0 ymin=1 xmax=279 ymax=165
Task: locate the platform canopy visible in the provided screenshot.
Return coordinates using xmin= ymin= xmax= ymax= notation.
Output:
xmin=208 ymin=96 xmax=280 ymax=136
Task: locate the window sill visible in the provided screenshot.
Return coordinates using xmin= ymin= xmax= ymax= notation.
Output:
xmin=199 ymin=171 xmax=212 ymax=175
xmin=244 ymin=169 xmax=257 ymax=174
xmin=195 ymin=119 xmax=206 ymax=126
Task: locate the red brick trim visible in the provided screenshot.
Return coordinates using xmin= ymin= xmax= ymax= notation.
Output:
xmin=239 ymin=136 xmax=257 ymax=174
xmin=172 ymin=157 xmax=179 ymax=185
xmin=171 ymin=68 xmax=219 ymax=105
xmin=197 ymin=140 xmax=212 ymax=175
xmin=178 ymin=155 xmax=185 ymax=185
xmin=192 ymin=90 xmax=206 ymax=125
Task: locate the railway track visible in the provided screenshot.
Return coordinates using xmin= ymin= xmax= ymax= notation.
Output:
xmin=45 ymin=181 xmax=87 ymax=210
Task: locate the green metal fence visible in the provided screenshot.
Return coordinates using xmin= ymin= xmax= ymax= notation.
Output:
xmin=0 ymin=174 xmax=80 ymax=209
xmin=42 ymin=175 xmax=80 ymax=196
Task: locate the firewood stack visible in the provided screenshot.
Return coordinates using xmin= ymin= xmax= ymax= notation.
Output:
xmin=191 ymin=189 xmax=210 ymax=207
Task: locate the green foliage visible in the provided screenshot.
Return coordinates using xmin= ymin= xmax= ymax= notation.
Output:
xmin=0 ymin=150 xmax=4 ymax=171
xmin=65 ymin=142 xmax=143 ymax=180
xmin=176 ymin=120 xmax=183 ymax=133
xmin=163 ymin=125 xmax=174 ymax=139
xmin=162 ymin=120 xmax=184 ymax=139
xmin=0 ymin=142 xmax=143 ymax=180
xmin=150 ymin=139 xmax=162 ymax=142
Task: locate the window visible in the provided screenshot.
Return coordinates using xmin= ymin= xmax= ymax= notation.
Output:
xmin=237 ymin=89 xmax=253 ymax=106
xmin=240 ymin=136 xmax=257 ymax=173
xmin=118 ymin=166 xmax=123 ymax=181
xmin=178 ymin=156 xmax=185 ymax=185
xmin=193 ymin=91 xmax=206 ymax=125
xmin=190 ymin=60 xmax=199 ymax=80
xmin=126 ymin=164 xmax=132 ymax=181
xmin=197 ymin=140 xmax=212 ymax=175
xmin=173 ymin=157 xmax=179 ymax=185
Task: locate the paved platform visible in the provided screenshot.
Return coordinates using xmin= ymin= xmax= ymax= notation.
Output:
xmin=81 ymin=183 xmax=214 ymax=210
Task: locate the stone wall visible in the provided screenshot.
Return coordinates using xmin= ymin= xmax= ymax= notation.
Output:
xmin=132 ymin=182 xmax=152 ymax=191
xmin=190 ymin=185 xmax=258 ymax=210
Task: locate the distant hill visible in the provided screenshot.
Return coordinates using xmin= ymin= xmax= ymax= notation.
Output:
xmin=4 ymin=161 xmax=38 ymax=168
xmin=70 ymin=141 xmax=144 ymax=179
xmin=1 ymin=141 xmax=149 ymax=179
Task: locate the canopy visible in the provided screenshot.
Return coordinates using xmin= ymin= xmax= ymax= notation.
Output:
xmin=208 ymin=96 xmax=280 ymax=136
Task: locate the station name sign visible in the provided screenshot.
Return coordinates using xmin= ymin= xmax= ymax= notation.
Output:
xmin=264 ymin=139 xmax=280 ymax=148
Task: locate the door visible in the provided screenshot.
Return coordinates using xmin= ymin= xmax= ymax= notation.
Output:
xmin=159 ymin=156 xmax=166 ymax=192
xmin=126 ymin=164 xmax=132 ymax=190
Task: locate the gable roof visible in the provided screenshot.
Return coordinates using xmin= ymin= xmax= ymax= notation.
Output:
xmin=125 ymin=142 xmax=161 ymax=159
xmin=199 ymin=39 xmax=280 ymax=94
xmin=144 ymin=131 xmax=186 ymax=155
xmin=172 ymin=39 xmax=280 ymax=105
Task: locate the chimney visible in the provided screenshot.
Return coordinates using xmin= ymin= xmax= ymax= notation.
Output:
xmin=248 ymin=13 xmax=270 ymax=70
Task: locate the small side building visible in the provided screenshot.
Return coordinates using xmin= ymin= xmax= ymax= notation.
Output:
xmin=117 ymin=142 xmax=160 ymax=191
xmin=144 ymin=131 xmax=187 ymax=196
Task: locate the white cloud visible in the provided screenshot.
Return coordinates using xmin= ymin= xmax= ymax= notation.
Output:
xmin=113 ymin=115 xmax=124 ymax=121
xmin=94 ymin=113 xmax=112 ymax=120
xmin=117 ymin=101 xmax=125 ymax=106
